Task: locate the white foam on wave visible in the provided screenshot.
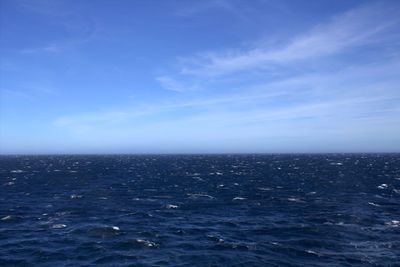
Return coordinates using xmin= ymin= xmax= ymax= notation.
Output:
xmin=166 ymin=204 xmax=179 ymax=209
xmin=187 ymin=193 xmax=215 ymax=199
xmin=232 ymin=197 xmax=246 ymax=201
xmin=306 ymin=250 xmax=323 ymax=257
xmin=136 ymin=239 xmax=157 ymax=247
xmin=1 ymin=215 xmax=11 ymax=220
xmin=288 ymin=198 xmax=304 ymax=203
xmin=10 ymin=170 xmax=24 ymax=173
xmin=258 ymin=187 xmax=272 ymax=191
xmin=385 ymin=220 xmax=399 ymax=227
xmin=377 ymin=184 xmax=388 ymax=189
xmin=51 ymin=224 xmax=67 ymax=229
xmin=206 ymin=234 xmax=224 ymax=242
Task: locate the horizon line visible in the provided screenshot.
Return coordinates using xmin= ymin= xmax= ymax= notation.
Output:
xmin=1 ymin=152 xmax=400 ymax=156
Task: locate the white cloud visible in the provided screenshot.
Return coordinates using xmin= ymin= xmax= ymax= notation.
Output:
xmin=51 ymin=2 xmax=400 ymax=151
xmin=174 ymin=0 xmax=242 ymax=17
xmin=156 ymin=76 xmax=194 ymax=92
xmin=174 ymin=3 xmax=399 ymax=78
xmin=17 ymin=0 xmax=98 ymax=54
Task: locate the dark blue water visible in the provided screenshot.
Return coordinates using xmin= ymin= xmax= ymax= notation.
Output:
xmin=1 ymin=154 xmax=400 ymax=266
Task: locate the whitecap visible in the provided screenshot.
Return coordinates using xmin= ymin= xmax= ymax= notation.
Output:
xmin=51 ymin=224 xmax=67 ymax=229
xmin=136 ymin=239 xmax=157 ymax=247
xmin=306 ymin=250 xmax=323 ymax=256
xmin=166 ymin=204 xmax=179 ymax=209
xmin=377 ymin=184 xmax=388 ymax=189
xmin=0 ymin=215 xmax=22 ymax=221
xmin=112 ymin=226 xmax=120 ymax=231
xmin=288 ymin=198 xmax=304 ymax=202
xmin=187 ymin=193 xmax=215 ymax=199
xmin=385 ymin=220 xmax=400 ymax=227
xmin=206 ymin=235 xmax=224 ymax=242
xmin=232 ymin=197 xmax=246 ymax=201
xmin=258 ymin=187 xmax=272 ymax=191
xmin=10 ymin=170 xmax=24 ymax=173
xmin=368 ymin=202 xmax=380 ymax=207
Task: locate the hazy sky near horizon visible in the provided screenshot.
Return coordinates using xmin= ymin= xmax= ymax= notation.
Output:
xmin=1 ymin=0 xmax=400 ymax=154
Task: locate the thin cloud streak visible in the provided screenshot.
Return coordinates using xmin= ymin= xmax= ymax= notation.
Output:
xmin=17 ymin=0 xmax=99 ymax=54
xmin=174 ymin=3 xmax=399 ymax=78
xmin=3 ymin=0 xmax=400 ymax=153
xmin=174 ymin=0 xmax=243 ymax=18
xmin=56 ymin=51 xmax=400 ymax=132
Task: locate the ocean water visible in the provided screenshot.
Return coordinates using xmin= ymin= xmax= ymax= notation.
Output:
xmin=1 ymin=154 xmax=399 ymax=266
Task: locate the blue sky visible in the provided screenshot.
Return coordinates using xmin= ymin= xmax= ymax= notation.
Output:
xmin=1 ymin=0 xmax=400 ymax=154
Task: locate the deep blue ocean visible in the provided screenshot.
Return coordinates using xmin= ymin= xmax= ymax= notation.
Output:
xmin=1 ymin=154 xmax=400 ymax=266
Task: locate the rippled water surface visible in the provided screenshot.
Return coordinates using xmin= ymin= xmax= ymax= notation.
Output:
xmin=1 ymin=154 xmax=400 ymax=266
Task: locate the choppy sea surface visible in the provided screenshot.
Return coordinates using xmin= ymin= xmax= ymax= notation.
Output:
xmin=1 ymin=154 xmax=400 ymax=266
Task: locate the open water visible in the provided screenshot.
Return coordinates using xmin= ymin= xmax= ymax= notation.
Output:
xmin=1 ymin=154 xmax=400 ymax=266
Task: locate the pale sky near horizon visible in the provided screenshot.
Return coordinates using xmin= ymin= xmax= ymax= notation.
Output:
xmin=1 ymin=0 xmax=400 ymax=154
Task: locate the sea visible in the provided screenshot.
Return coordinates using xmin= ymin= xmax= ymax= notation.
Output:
xmin=0 ymin=154 xmax=399 ymax=266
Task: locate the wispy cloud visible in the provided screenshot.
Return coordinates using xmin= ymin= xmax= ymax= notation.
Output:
xmin=49 ymin=2 xmax=400 ymax=151
xmin=1 ymin=89 xmax=33 ymax=99
xmin=165 ymin=2 xmax=399 ymax=80
xmin=55 ymin=57 xmax=400 ymax=133
xmin=17 ymin=0 xmax=98 ymax=54
xmin=156 ymin=76 xmax=197 ymax=93
xmin=174 ymin=0 xmax=243 ymax=18
xmin=20 ymin=33 xmax=96 ymax=54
